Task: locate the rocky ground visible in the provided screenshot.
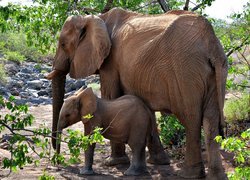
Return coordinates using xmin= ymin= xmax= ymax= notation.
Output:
xmin=0 ymin=61 xmax=236 ymax=179
xmin=0 ymin=60 xmax=99 ymax=105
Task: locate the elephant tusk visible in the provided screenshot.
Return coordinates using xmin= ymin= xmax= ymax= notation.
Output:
xmin=46 ymin=70 xmax=59 ymax=80
xmin=46 ymin=69 xmax=67 ymax=80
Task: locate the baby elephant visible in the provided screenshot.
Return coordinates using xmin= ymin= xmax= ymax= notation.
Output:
xmin=57 ymin=87 xmax=160 ymax=176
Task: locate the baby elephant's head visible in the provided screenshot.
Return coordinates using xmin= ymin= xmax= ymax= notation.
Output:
xmin=56 ymin=87 xmax=97 ymax=154
xmin=58 ymin=87 xmax=97 ymax=131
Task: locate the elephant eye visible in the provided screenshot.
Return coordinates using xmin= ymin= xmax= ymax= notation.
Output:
xmin=65 ymin=114 xmax=70 ymax=117
xmin=61 ymin=43 xmax=66 ymax=48
xmin=79 ymin=27 xmax=87 ymax=41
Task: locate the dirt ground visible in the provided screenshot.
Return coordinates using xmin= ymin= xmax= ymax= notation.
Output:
xmin=0 ymin=104 xmax=235 ymax=180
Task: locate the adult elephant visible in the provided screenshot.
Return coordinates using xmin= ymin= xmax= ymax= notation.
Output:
xmin=47 ymin=8 xmax=228 ymax=179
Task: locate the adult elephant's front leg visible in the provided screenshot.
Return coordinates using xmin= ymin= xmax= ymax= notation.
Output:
xmin=100 ymin=72 xmax=129 ymax=166
xmin=178 ymin=112 xmax=206 ymax=179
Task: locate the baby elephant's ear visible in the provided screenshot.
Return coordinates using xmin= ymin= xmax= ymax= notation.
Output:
xmin=78 ymin=88 xmax=97 ymax=121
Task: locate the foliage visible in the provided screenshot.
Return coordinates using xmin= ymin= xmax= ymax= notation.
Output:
xmin=0 ymin=32 xmax=43 ymax=61
xmin=215 ymin=129 xmax=250 ymax=179
xmin=0 ymin=95 xmax=104 ymax=174
xmin=158 ymin=115 xmax=185 ymax=147
xmin=224 ymin=93 xmax=250 ymax=123
xmin=0 ymin=0 xmax=219 ymax=54
xmin=212 ymin=3 xmax=250 ymax=92
xmin=3 ymin=50 xmax=25 ymax=63
xmin=39 ymin=171 xmax=55 ymax=180
xmin=0 ymin=63 xmax=6 ymax=83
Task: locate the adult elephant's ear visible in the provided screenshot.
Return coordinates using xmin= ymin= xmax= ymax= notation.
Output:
xmin=70 ymin=15 xmax=111 ymax=79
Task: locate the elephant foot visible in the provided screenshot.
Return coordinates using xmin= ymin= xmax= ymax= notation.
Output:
xmin=147 ymin=151 xmax=170 ymax=165
xmin=79 ymin=167 xmax=95 ymax=175
xmin=104 ymin=155 xmax=130 ymax=166
xmin=178 ymin=162 xmax=205 ymax=179
xmin=206 ymin=169 xmax=228 ymax=180
xmin=124 ymin=165 xmax=148 ymax=176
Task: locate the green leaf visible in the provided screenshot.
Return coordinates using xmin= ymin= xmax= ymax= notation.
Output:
xmin=82 ymin=114 xmax=94 ymax=119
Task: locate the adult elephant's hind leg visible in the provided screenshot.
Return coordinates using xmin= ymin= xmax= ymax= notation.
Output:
xmin=178 ymin=112 xmax=205 ymax=179
xmin=105 ymin=142 xmax=130 ymax=166
xmin=203 ymin=99 xmax=227 ymax=180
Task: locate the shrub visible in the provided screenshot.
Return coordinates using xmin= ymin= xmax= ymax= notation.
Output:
xmin=0 ymin=63 xmax=6 ymax=83
xmin=39 ymin=171 xmax=55 ymax=180
xmin=157 ymin=115 xmax=185 ymax=147
xmin=0 ymin=32 xmax=43 ymax=61
xmin=4 ymin=51 xmax=25 ymax=63
xmin=215 ymin=129 xmax=250 ymax=179
xmin=224 ymin=94 xmax=250 ymax=123
xmin=0 ymin=95 xmax=104 ymax=173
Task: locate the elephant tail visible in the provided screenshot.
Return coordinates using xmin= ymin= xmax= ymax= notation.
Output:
xmin=209 ymin=48 xmax=227 ymax=138
xmin=215 ymin=64 xmax=226 ymax=138
xmin=205 ymin=18 xmax=228 ymax=138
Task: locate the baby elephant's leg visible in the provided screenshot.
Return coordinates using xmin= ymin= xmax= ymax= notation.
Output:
xmin=80 ymin=144 xmax=95 ymax=175
xmin=124 ymin=141 xmax=147 ymax=176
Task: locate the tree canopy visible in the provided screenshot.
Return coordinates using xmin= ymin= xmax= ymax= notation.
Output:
xmin=0 ymin=0 xmax=227 ymax=52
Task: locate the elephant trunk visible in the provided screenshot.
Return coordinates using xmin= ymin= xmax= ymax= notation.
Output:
xmin=52 ymin=74 xmax=66 ymax=150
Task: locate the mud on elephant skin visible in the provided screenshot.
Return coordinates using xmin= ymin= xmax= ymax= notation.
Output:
xmin=56 ymin=87 xmax=165 ymax=176
xmin=47 ymin=8 xmax=228 ymax=179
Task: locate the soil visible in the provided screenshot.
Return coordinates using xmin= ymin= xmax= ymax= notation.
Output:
xmin=0 ymin=105 xmax=235 ymax=180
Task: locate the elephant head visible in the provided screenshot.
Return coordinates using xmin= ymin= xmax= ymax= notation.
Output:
xmin=47 ymin=15 xmax=111 ymax=149
xmin=56 ymin=88 xmax=97 ymax=154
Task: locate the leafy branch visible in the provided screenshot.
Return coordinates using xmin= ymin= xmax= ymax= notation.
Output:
xmin=0 ymin=95 xmax=104 ymax=175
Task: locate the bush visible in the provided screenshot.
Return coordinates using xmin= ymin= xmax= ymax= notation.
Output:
xmin=4 ymin=51 xmax=25 ymax=63
xmin=0 ymin=32 xmax=43 ymax=61
xmin=0 ymin=95 xmax=104 ymax=174
xmin=215 ymin=129 xmax=250 ymax=179
xmin=224 ymin=94 xmax=250 ymax=123
xmin=39 ymin=171 xmax=55 ymax=180
xmin=0 ymin=63 xmax=6 ymax=83
xmin=157 ymin=115 xmax=185 ymax=147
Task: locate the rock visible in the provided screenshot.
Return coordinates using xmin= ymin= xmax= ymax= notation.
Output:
xmin=26 ymin=88 xmax=39 ymax=97
xmin=0 ymin=61 xmax=100 ymax=105
xmin=40 ymin=78 xmax=49 ymax=84
xmin=29 ymin=97 xmax=44 ymax=105
xmin=20 ymin=67 xmax=33 ymax=74
xmin=9 ymin=88 xmax=20 ymax=96
xmin=19 ymin=91 xmax=29 ymax=98
xmin=74 ymin=80 xmax=86 ymax=89
xmin=65 ymin=80 xmax=76 ymax=93
xmin=39 ymin=96 xmax=52 ymax=104
xmin=45 ymin=87 xmax=52 ymax=97
xmin=4 ymin=62 xmax=20 ymax=76
xmin=27 ymin=80 xmax=43 ymax=90
xmin=7 ymin=79 xmax=24 ymax=89
xmin=16 ymin=72 xmax=32 ymax=80
xmin=86 ymin=75 xmax=100 ymax=84
xmin=13 ymin=96 xmax=27 ymax=105
xmin=38 ymin=90 xmax=49 ymax=96
xmin=0 ymin=86 xmax=10 ymax=97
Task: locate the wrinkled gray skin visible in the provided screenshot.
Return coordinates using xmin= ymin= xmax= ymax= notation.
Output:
xmin=57 ymin=87 xmax=160 ymax=176
xmin=48 ymin=8 xmax=228 ymax=179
